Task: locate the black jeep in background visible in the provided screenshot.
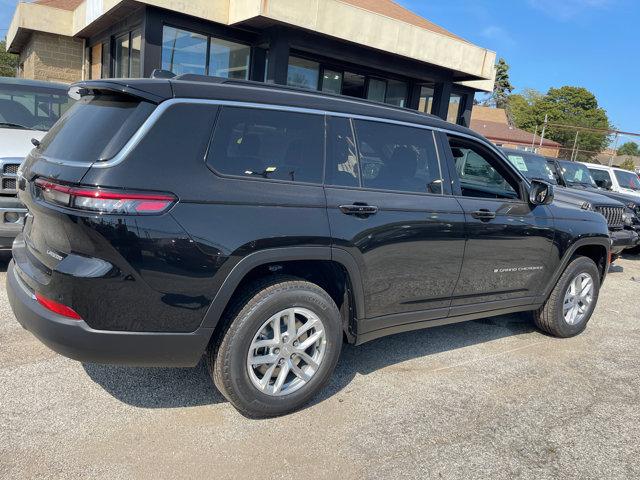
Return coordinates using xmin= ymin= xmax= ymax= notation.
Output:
xmin=549 ymin=157 xmax=640 ymax=251
xmin=8 ymin=77 xmax=611 ymax=417
xmin=501 ymin=148 xmax=638 ymax=256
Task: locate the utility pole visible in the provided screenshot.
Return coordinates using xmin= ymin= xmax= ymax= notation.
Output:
xmin=609 ymin=133 xmax=620 ymax=167
xmin=539 ymin=115 xmax=548 ymax=147
xmin=571 ymin=131 xmax=580 ymax=161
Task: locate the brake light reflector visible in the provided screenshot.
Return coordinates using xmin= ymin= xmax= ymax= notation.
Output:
xmin=34 ymin=178 xmax=176 ymax=215
xmin=35 ymin=293 xmax=82 ymax=320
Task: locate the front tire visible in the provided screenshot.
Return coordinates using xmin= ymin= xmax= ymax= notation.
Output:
xmin=207 ymin=277 xmax=343 ymax=418
xmin=533 ymin=256 xmax=601 ymax=338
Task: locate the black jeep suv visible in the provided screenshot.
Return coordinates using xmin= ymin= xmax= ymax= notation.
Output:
xmin=549 ymin=158 xmax=640 ymax=249
xmin=501 ymin=148 xmax=639 ymax=255
xmin=8 ymin=77 xmax=611 ymax=417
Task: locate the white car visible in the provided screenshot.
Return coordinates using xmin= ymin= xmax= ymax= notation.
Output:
xmin=583 ymin=163 xmax=640 ymax=199
xmin=0 ymin=77 xmax=73 ymax=255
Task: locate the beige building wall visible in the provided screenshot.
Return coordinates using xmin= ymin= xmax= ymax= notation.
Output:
xmin=18 ymin=32 xmax=83 ymax=83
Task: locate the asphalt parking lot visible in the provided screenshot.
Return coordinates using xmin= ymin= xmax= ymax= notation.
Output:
xmin=1 ymin=257 xmax=639 ymax=480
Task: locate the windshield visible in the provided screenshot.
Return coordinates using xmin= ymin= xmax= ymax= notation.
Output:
xmin=614 ymin=169 xmax=640 ymax=191
xmin=558 ymin=161 xmax=597 ymax=187
xmin=506 ymin=152 xmax=557 ymax=184
xmin=0 ymin=83 xmax=74 ymax=131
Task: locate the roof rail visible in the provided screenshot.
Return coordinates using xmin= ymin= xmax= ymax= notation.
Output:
xmin=170 ymin=74 xmax=435 ymax=119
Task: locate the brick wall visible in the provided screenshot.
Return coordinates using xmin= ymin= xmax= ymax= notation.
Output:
xmin=18 ymin=32 xmax=84 ymax=83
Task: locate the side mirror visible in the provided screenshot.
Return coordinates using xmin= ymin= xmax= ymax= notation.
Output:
xmin=529 ymin=180 xmax=554 ymax=206
xmin=595 ymin=179 xmax=613 ymax=190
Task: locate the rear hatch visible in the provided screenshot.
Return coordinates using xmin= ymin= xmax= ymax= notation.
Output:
xmin=17 ymin=82 xmax=167 ymax=275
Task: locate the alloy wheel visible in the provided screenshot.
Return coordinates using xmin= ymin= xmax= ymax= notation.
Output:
xmin=247 ymin=308 xmax=327 ymax=396
xmin=563 ymin=272 xmax=594 ymax=325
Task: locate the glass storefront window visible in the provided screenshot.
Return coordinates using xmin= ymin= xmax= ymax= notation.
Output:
xmin=321 ymin=69 xmax=342 ymax=94
xmin=114 ymin=33 xmax=130 ymax=78
xmin=385 ymin=80 xmax=407 ymax=107
xmin=130 ymin=31 xmax=141 ymax=77
xmin=367 ymin=78 xmax=387 ymax=103
xmin=419 ymin=85 xmax=435 ymax=114
xmin=447 ymin=93 xmax=462 ymax=123
xmin=209 ymin=38 xmax=251 ymax=79
xmin=112 ymin=29 xmax=141 ymax=78
xmin=162 ymin=26 xmax=207 ymax=76
xmin=162 ymin=26 xmax=250 ymax=78
xmin=287 ymin=57 xmax=320 ymax=90
xmin=101 ymin=42 xmax=108 ymax=78
xmin=342 ymin=72 xmax=366 ymax=98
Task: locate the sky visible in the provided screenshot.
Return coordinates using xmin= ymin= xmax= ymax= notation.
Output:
xmin=1 ymin=0 xmax=638 ymax=145
xmin=0 ymin=0 xmax=17 ymax=37
xmin=397 ymin=0 xmax=640 ymax=146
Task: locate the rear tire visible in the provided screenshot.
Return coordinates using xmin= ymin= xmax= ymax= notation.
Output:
xmin=533 ymin=256 xmax=600 ymax=338
xmin=207 ymin=277 xmax=343 ymax=418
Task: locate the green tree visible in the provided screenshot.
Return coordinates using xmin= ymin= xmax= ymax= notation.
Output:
xmin=507 ymin=88 xmax=544 ymax=130
xmin=619 ymin=158 xmax=637 ymax=171
xmin=508 ymin=86 xmax=611 ymax=161
xmin=486 ymin=58 xmax=514 ymax=109
xmin=618 ymin=142 xmax=640 ymax=157
xmin=0 ymin=40 xmax=19 ymax=77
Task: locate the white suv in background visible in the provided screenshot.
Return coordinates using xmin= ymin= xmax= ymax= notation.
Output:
xmin=584 ymin=163 xmax=640 ymax=199
xmin=0 ymin=77 xmax=73 ymax=256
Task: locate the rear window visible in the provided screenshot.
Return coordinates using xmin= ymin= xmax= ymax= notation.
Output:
xmin=37 ymin=94 xmax=156 ymax=163
xmin=207 ymin=106 xmax=324 ymax=183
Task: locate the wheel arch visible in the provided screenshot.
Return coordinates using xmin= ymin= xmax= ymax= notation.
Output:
xmin=200 ymin=247 xmax=365 ymax=343
xmin=542 ymin=236 xmax=610 ymax=301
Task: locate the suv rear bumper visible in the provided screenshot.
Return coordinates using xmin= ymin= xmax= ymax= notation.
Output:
xmin=610 ymin=229 xmax=639 ymax=254
xmin=7 ymin=261 xmax=213 ymax=367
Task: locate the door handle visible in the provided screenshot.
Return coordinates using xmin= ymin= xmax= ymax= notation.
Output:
xmin=471 ymin=209 xmax=496 ymax=221
xmin=339 ymin=204 xmax=379 ymax=217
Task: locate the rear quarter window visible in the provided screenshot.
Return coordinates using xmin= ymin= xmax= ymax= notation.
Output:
xmin=206 ymin=106 xmax=324 ymax=184
xmin=37 ymin=94 xmax=156 ymax=163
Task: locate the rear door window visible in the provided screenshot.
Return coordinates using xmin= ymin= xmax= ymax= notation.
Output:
xmin=207 ymin=107 xmax=324 ymax=184
xmin=37 ymin=94 xmax=156 ymax=163
xmin=351 ymin=120 xmax=443 ymax=194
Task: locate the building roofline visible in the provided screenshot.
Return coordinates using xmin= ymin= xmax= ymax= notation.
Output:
xmin=7 ymin=0 xmax=496 ymax=89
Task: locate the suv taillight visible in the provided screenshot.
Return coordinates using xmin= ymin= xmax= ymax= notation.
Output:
xmin=34 ymin=178 xmax=176 ymax=215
